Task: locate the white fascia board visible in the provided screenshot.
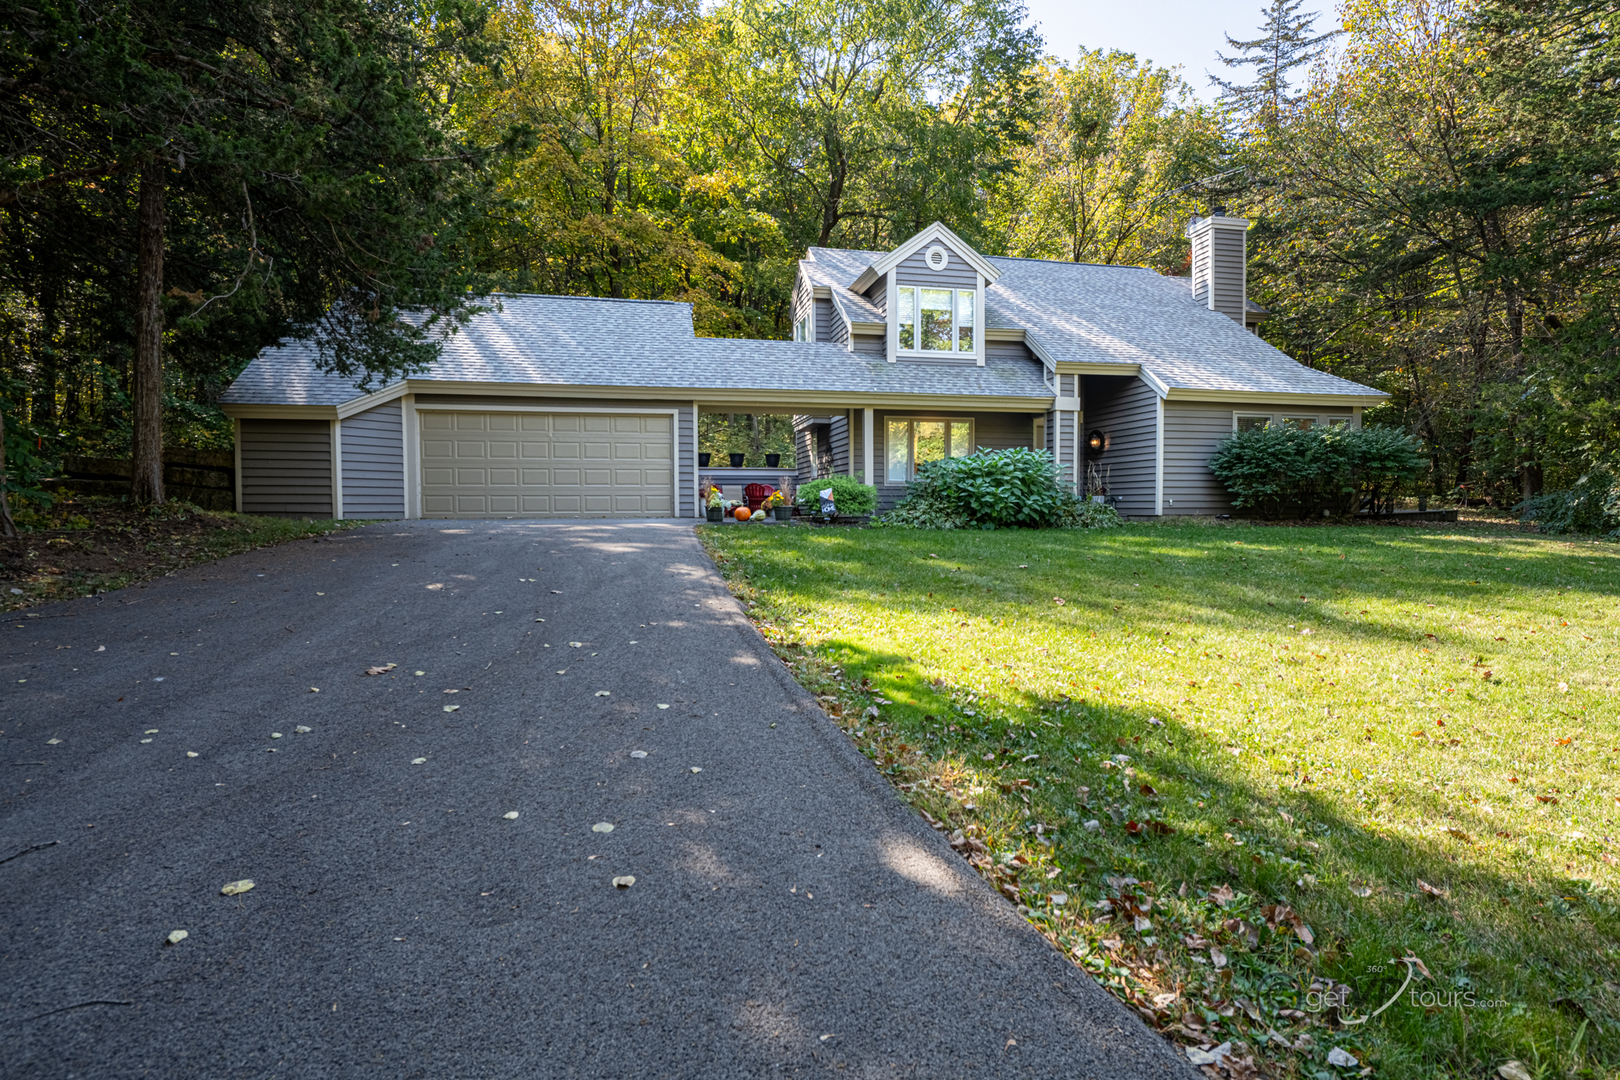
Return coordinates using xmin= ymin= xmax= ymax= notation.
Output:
xmin=396 ymin=378 xmax=1054 ymax=412
xmin=1137 ymin=367 xmax=1172 ymax=399
xmin=1020 ymin=331 xmax=1059 ymax=376
xmin=220 ymin=403 xmax=340 ymax=419
xmin=1162 ymin=387 xmax=1389 ymax=408
xmin=811 ymin=285 xmax=832 ymax=299
xmin=984 ymin=327 xmax=1026 ymax=342
xmin=851 ymin=221 xmax=1003 ymax=291
xmin=828 ymin=291 xmax=857 ymax=350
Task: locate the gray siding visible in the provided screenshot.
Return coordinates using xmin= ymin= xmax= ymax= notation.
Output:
xmin=1082 ymin=375 xmax=1159 ymax=518
xmin=828 ymin=309 xmax=850 ymax=347
xmin=986 ymin=338 xmax=1037 ymax=365
xmin=341 ymin=401 xmax=404 ymax=519
xmin=1058 ymin=409 xmax=1077 ymax=491
xmin=827 ymin=414 xmax=851 ymax=477
xmin=814 ymin=297 xmax=834 ymax=343
xmin=865 ymin=277 xmax=887 ymax=315
xmin=678 ymin=407 xmax=697 ymax=516
xmin=871 ymin=410 xmax=1041 ymax=511
xmin=241 ymin=418 xmax=332 ymax=517
xmin=894 ymin=242 xmax=979 ymax=289
xmin=851 ymin=332 xmax=885 ymax=357
xmin=1162 ymin=403 xmax=1353 ymax=516
xmin=1192 ymin=221 xmax=1247 ymax=325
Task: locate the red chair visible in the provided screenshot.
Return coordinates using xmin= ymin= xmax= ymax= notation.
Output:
xmin=744 ymin=483 xmax=776 ymax=511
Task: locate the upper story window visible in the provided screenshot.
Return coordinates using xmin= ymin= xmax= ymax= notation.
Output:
xmin=793 ymin=314 xmax=810 ymax=342
xmin=896 ymin=286 xmax=975 ymax=353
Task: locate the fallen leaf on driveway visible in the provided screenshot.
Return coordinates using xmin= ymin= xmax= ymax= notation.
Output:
xmin=221 ymin=880 xmax=255 ymax=896
xmin=309 ymin=687 xmax=320 ymax=693
xmin=690 ymin=767 xmax=702 ymax=773
xmin=165 ymin=930 xmax=188 ymax=945
xmin=592 ymin=823 xmax=614 ymax=833
xmin=295 ymin=726 xmax=312 ymax=734
xmin=186 ymin=751 xmax=199 ymax=758
xmin=414 ymin=670 xmax=426 ymax=676
xmin=568 ymin=642 xmax=583 ymax=648
xmin=443 ymin=689 xmax=459 ymax=694
xmin=412 ymin=757 xmax=428 ymax=765
xmin=503 ymin=811 xmax=520 ymax=820
xmin=656 ymin=704 xmax=669 ymax=710
xmin=594 ymin=691 xmax=611 ymax=697
xmin=46 ymin=738 xmax=61 ymax=745
xmin=612 ymin=876 xmax=635 ymax=888
xmin=271 ymin=732 xmax=283 ymax=739
xmin=630 ymin=750 xmax=648 ymax=759
xmin=145 ymin=729 xmax=159 ymax=734
xmin=363 ymin=664 xmax=397 ymax=676
xmin=443 ymin=705 xmax=460 ymax=713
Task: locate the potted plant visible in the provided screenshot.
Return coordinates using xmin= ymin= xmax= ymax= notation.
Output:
xmin=705 ymin=485 xmax=724 ymax=522
xmin=698 ymin=452 xmax=711 ymax=467
xmin=765 ymin=488 xmax=792 ymax=521
xmin=765 ymin=453 xmax=781 ymax=468
xmin=729 ymin=452 xmax=745 ymax=468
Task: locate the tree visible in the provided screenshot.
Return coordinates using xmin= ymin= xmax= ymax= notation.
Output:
xmin=1213 ymin=0 xmax=1342 ymax=128
xmin=700 ymin=0 xmax=1040 ymax=254
xmin=0 ymin=0 xmax=506 ymax=504
xmin=988 ymin=52 xmax=1220 ymax=271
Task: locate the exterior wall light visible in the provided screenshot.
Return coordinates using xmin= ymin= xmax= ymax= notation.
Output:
xmin=1086 ymin=429 xmax=1105 ymax=456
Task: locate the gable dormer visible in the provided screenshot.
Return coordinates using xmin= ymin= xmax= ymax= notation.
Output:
xmin=851 ymin=223 xmax=1001 ymax=366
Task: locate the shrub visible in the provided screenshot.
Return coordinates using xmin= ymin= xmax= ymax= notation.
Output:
xmin=1062 ymin=497 xmax=1124 ymax=529
xmin=1517 ymin=470 xmax=1620 ymax=537
xmin=1208 ymin=425 xmax=1424 ymax=519
xmin=878 ymin=448 xmax=1107 ymax=529
xmin=796 ymin=475 xmax=877 ymax=516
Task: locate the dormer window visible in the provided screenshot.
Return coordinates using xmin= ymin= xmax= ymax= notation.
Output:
xmin=793 ymin=314 xmax=810 ymax=342
xmin=896 ymin=286 xmax=975 ymax=353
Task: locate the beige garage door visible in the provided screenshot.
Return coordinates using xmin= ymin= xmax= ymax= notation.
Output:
xmin=419 ymin=411 xmax=675 ymax=518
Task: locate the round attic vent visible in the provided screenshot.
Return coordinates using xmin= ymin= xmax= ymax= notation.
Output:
xmin=924 ymin=245 xmax=949 ymax=271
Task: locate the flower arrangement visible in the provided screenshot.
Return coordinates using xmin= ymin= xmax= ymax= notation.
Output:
xmin=705 ymin=485 xmax=724 ymax=509
xmin=762 ymin=488 xmax=786 ymax=509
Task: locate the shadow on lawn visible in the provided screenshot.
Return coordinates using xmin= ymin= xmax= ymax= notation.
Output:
xmin=800 ymin=633 xmax=1618 ymax=1079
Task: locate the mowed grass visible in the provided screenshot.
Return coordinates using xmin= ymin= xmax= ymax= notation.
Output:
xmin=700 ymin=522 xmax=1620 ymax=1080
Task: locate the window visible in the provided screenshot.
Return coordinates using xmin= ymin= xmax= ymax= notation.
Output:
xmin=1281 ymin=415 xmax=1318 ymax=430
xmin=793 ymin=314 xmax=810 ymax=342
xmin=1234 ymin=413 xmax=1272 ymax=432
xmin=894 ymin=285 xmax=975 ymax=354
xmin=886 ymin=418 xmax=972 ymax=482
xmin=1032 ymin=417 xmax=1047 ymax=452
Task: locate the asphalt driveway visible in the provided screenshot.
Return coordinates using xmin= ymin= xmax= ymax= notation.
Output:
xmin=0 ymin=521 xmax=1194 ymax=1079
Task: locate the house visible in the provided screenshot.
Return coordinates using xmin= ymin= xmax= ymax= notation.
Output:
xmin=220 ymin=215 xmax=1385 ymax=520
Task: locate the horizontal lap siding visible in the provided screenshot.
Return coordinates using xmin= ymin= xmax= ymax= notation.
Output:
xmin=341 ymin=402 xmax=404 ymax=519
xmin=828 ymin=311 xmax=849 ymax=346
xmin=1083 ymin=375 xmax=1159 ymax=518
xmin=814 ymin=297 xmax=834 ymax=343
xmin=987 ymin=339 xmax=1037 ymax=365
xmin=851 ymin=332 xmax=885 ymax=357
xmin=241 ymin=419 xmax=332 ymax=517
xmin=678 ymin=407 xmax=696 ymax=516
xmin=1162 ymin=402 xmax=1237 ymax=516
xmin=1210 ymin=229 xmax=1246 ymax=322
xmin=894 ymin=243 xmax=978 ymax=289
xmin=866 ymin=279 xmax=887 ymax=314
xmin=828 ymin=415 xmax=850 ymax=476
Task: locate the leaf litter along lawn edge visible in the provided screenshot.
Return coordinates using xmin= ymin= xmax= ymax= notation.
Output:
xmin=698 ymin=522 xmax=1620 ymax=1080
xmin=1 ymin=495 xmax=365 ymax=612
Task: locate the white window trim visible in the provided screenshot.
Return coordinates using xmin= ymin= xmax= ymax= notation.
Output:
xmin=1233 ymin=411 xmax=1352 ymax=432
xmin=1233 ymin=411 xmax=1274 ymax=432
xmin=889 ymin=281 xmax=983 ymax=363
xmin=884 ymin=415 xmax=976 ymax=483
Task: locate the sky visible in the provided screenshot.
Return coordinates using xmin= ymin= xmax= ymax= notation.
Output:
xmin=1020 ymin=0 xmax=1338 ymax=100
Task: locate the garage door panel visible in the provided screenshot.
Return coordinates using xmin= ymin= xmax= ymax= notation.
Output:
xmin=421 ymin=410 xmax=675 ymax=519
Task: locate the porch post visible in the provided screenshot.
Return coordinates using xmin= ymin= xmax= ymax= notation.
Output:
xmin=862 ymin=408 xmax=874 ymax=486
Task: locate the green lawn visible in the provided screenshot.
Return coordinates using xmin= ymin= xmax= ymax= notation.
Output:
xmin=700 ymin=521 xmax=1620 ymax=1080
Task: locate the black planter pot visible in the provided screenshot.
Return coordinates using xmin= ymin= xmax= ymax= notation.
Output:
xmin=765 ymin=453 xmax=781 ymax=468
xmin=706 ymin=506 xmax=723 ymax=523
xmin=773 ymin=506 xmax=792 ymax=521
xmin=729 ymin=452 xmax=745 ymax=468
xmin=698 ymin=452 xmax=711 ymax=467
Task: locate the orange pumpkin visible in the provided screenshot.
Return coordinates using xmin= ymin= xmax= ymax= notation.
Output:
xmin=734 ymin=505 xmax=751 ymax=521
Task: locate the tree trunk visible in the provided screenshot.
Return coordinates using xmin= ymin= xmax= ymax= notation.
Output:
xmin=130 ymin=158 xmax=166 ymax=506
xmin=0 ymin=398 xmax=16 ymax=538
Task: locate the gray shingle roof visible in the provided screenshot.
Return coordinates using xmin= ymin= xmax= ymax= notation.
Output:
xmin=221 ymin=294 xmax=1050 ymax=407
xmin=805 ymin=246 xmax=1381 ymax=399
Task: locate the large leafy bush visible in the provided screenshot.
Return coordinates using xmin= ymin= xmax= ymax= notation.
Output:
xmin=796 ymin=475 xmax=877 ymax=516
xmin=879 ymin=448 xmax=1115 ymax=529
xmin=1208 ymin=425 xmax=1424 ymax=519
xmin=1517 ymin=470 xmax=1620 ymax=537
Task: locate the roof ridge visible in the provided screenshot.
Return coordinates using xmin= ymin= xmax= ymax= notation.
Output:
xmin=987 ymin=255 xmax=1156 ymax=271
xmin=486 ymin=292 xmax=691 ymax=307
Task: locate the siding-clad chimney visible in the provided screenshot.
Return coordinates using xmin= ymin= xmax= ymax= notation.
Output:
xmin=1186 ymin=210 xmax=1250 ymax=327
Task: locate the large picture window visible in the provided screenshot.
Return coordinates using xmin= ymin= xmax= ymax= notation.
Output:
xmin=887 ymin=418 xmax=973 ymax=482
xmin=895 ymin=286 xmax=975 ymax=354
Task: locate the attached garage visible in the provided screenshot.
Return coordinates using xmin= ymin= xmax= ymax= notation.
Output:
xmin=418 ymin=410 xmax=676 ymax=519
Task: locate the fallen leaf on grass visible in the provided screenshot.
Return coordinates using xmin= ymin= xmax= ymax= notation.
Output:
xmin=1350 ymin=885 xmax=1373 ymax=897
xmin=1536 ymin=795 xmax=1559 ymax=804
xmin=1052 ymin=597 xmax=1066 ymax=605
xmin=1445 ymin=828 xmax=1474 ymax=843
xmin=612 ymin=876 xmax=635 ymax=888
xmin=1326 ymin=1047 xmax=1359 ymax=1068
xmin=1417 ymin=880 xmax=1448 ymax=898
xmin=220 ymin=880 xmax=254 ymax=896
xmin=1208 ymin=884 xmax=1236 ymax=908
xmin=1209 ymin=946 xmax=1228 ymax=969
xmin=1185 ymin=1042 xmax=1231 ymax=1066
xmin=1498 ymin=1063 xmax=1533 ymax=1080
